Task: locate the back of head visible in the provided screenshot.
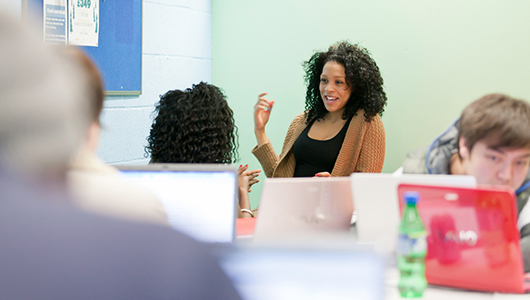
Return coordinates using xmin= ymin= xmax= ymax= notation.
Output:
xmin=146 ymin=82 xmax=238 ymax=163
xmin=459 ymin=93 xmax=530 ymax=151
xmin=0 ymin=12 xmax=91 ymax=181
xmin=61 ymin=47 xmax=105 ymax=125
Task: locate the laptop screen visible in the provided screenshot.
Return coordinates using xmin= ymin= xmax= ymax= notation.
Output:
xmin=118 ymin=165 xmax=237 ymax=243
xmin=217 ymin=245 xmax=384 ymax=300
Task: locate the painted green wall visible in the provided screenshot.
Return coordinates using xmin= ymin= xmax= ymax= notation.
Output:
xmin=212 ymin=0 xmax=530 ymax=208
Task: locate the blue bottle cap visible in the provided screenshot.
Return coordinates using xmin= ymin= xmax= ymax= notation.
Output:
xmin=403 ymin=191 xmax=420 ymax=204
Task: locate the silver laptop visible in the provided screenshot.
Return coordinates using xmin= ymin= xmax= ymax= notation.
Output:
xmin=254 ymin=177 xmax=354 ymax=241
xmin=117 ymin=164 xmax=238 ymax=243
xmin=217 ymin=239 xmax=384 ymax=300
xmin=350 ymin=173 xmax=476 ymax=253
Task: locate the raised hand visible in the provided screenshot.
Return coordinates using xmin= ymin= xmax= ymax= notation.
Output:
xmin=238 ymin=164 xmax=261 ymax=193
xmin=254 ymin=93 xmax=275 ymax=146
xmin=254 ymin=92 xmax=275 ymax=130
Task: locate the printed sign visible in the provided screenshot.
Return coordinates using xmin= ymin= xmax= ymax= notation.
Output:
xmin=43 ymin=0 xmax=67 ymax=44
xmin=68 ymin=0 xmax=99 ymax=47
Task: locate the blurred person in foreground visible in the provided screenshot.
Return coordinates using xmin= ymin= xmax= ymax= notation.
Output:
xmin=0 ymin=11 xmax=241 ymax=300
xmin=63 ymin=47 xmax=169 ymax=226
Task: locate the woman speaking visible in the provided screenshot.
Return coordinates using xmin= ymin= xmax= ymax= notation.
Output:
xmin=252 ymin=41 xmax=387 ymax=178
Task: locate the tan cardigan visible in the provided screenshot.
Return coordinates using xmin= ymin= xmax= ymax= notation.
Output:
xmin=252 ymin=110 xmax=385 ymax=177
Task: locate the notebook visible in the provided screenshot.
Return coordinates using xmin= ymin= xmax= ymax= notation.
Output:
xmin=217 ymin=240 xmax=384 ymax=300
xmin=398 ymin=184 xmax=530 ymax=294
xmin=350 ymin=173 xmax=476 ymax=253
xmin=116 ymin=164 xmax=237 ymax=243
xmin=253 ymin=177 xmax=354 ymax=241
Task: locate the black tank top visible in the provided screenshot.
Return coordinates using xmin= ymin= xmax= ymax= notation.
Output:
xmin=293 ymin=118 xmax=351 ymax=177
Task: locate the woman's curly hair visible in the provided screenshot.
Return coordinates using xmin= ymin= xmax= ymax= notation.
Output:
xmin=303 ymin=41 xmax=387 ymax=124
xmin=145 ymin=82 xmax=238 ymax=163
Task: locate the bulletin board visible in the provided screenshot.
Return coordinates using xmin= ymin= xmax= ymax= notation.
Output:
xmin=22 ymin=0 xmax=143 ymax=95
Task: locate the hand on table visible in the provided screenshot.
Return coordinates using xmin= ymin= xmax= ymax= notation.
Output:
xmin=314 ymin=172 xmax=331 ymax=178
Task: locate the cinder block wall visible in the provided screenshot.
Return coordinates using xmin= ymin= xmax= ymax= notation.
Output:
xmin=98 ymin=0 xmax=211 ymax=165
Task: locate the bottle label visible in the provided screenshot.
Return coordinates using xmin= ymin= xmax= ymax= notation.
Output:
xmin=397 ymin=233 xmax=427 ymax=256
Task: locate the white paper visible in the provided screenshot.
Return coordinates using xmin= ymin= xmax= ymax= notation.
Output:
xmin=43 ymin=0 xmax=67 ymax=44
xmin=68 ymin=0 xmax=99 ymax=47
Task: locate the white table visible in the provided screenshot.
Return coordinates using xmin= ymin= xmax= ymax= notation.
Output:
xmin=385 ymin=269 xmax=528 ymax=300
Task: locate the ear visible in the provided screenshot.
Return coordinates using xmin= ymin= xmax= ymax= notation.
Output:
xmin=458 ymin=137 xmax=470 ymax=160
xmin=85 ymin=122 xmax=101 ymax=154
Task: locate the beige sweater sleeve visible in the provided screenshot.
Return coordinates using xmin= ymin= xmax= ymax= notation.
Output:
xmin=251 ymin=141 xmax=280 ymax=178
xmin=354 ymin=114 xmax=386 ymax=172
xmin=252 ymin=113 xmax=307 ymax=178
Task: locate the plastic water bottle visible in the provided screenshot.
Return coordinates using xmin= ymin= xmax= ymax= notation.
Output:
xmin=397 ymin=191 xmax=427 ymax=298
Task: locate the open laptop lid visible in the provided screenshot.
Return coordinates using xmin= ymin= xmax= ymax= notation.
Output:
xmin=116 ymin=164 xmax=237 ymax=243
xmin=351 ymin=173 xmax=476 ymax=253
xmin=216 ymin=239 xmax=384 ymax=300
xmin=254 ymin=177 xmax=354 ymax=241
xmin=398 ymin=184 xmax=528 ymax=294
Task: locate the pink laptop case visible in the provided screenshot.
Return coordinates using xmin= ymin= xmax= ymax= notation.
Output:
xmin=398 ymin=184 xmax=529 ymax=294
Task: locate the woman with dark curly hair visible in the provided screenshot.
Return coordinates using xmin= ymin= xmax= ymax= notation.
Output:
xmin=252 ymin=41 xmax=387 ymax=178
xmin=147 ymin=82 xmax=238 ymax=164
xmin=146 ymin=82 xmax=260 ymax=218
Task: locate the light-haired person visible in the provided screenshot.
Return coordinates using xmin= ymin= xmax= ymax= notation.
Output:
xmin=63 ymin=47 xmax=169 ymax=226
xmin=402 ymin=93 xmax=530 ymax=272
xmin=0 ymin=11 xmax=240 ymax=299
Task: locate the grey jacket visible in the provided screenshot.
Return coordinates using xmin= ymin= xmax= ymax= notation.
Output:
xmin=0 ymin=166 xmax=241 ymax=300
xmin=402 ymin=121 xmax=530 ymax=272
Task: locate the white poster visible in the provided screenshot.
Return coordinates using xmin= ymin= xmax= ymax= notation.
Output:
xmin=68 ymin=0 xmax=99 ymax=47
xmin=43 ymin=0 xmax=67 ymax=44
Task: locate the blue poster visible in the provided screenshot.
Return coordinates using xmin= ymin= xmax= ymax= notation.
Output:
xmin=44 ymin=2 xmax=66 ymax=44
